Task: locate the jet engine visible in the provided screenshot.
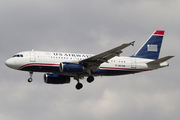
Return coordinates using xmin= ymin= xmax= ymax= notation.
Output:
xmin=59 ymin=62 xmax=85 ymax=73
xmin=44 ymin=73 xmax=70 ymax=84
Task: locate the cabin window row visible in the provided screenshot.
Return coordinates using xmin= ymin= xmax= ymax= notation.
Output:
xmin=110 ymin=60 xmax=126 ymax=63
xmin=36 ymin=56 xmax=125 ymax=63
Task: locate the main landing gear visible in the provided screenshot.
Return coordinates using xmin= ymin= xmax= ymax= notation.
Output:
xmin=75 ymin=75 xmax=94 ymax=90
xmin=74 ymin=76 xmax=83 ymax=90
xmin=28 ymin=71 xmax=33 ymax=83
xmin=76 ymin=82 xmax=83 ymax=90
xmin=87 ymin=76 xmax=94 ymax=83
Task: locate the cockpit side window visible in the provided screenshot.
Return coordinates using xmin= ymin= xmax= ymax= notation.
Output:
xmin=12 ymin=54 xmax=23 ymax=57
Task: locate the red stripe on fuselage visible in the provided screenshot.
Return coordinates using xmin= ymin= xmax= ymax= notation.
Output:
xmin=99 ymin=67 xmax=149 ymax=72
xmin=18 ymin=63 xmax=150 ymax=72
xmin=18 ymin=63 xmax=59 ymax=70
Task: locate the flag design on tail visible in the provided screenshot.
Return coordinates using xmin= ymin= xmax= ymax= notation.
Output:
xmin=132 ymin=30 xmax=164 ymax=60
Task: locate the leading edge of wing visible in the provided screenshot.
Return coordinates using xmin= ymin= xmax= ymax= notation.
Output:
xmin=79 ymin=41 xmax=135 ymax=65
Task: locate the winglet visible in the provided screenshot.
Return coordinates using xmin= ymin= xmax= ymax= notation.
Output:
xmin=130 ymin=41 xmax=135 ymax=46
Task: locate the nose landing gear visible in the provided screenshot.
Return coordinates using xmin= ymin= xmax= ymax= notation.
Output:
xmin=28 ymin=71 xmax=33 ymax=83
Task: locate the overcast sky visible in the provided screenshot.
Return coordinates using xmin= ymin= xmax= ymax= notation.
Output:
xmin=1 ymin=0 xmax=179 ymax=120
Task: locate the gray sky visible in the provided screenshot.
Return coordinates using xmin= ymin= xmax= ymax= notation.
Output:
xmin=1 ymin=0 xmax=179 ymax=120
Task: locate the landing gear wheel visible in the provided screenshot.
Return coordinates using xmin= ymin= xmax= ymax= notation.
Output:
xmin=28 ymin=71 xmax=33 ymax=83
xmin=28 ymin=78 xmax=33 ymax=82
xmin=76 ymin=83 xmax=83 ymax=90
xmin=87 ymin=76 xmax=94 ymax=83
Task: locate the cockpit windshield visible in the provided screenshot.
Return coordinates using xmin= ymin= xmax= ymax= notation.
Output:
xmin=13 ymin=54 xmax=23 ymax=57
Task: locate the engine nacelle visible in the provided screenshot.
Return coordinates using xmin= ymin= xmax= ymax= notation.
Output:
xmin=59 ymin=62 xmax=85 ymax=73
xmin=44 ymin=73 xmax=70 ymax=84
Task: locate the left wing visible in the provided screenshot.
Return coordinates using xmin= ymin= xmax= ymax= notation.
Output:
xmin=79 ymin=41 xmax=135 ymax=71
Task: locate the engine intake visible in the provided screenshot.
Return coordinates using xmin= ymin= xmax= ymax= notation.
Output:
xmin=44 ymin=73 xmax=70 ymax=84
xmin=59 ymin=62 xmax=85 ymax=73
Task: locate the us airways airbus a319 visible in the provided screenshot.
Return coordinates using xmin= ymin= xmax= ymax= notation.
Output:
xmin=5 ymin=30 xmax=174 ymax=90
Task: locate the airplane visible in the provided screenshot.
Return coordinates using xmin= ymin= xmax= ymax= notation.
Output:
xmin=5 ymin=30 xmax=174 ymax=90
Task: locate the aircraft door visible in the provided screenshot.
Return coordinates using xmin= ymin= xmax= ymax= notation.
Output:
xmin=131 ymin=58 xmax=136 ymax=68
xmin=30 ymin=51 xmax=36 ymax=62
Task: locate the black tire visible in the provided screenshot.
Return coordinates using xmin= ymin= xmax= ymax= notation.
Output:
xmin=87 ymin=76 xmax=94 ymax=83
xmin=75 ymin=83 xmax=83 ymax=90
xmin=28 ymin=78 xmax=33 ymax=82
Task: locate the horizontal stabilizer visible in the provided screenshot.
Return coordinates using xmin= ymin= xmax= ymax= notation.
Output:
xmin=147 ymin=56 xmax=174 ymax=64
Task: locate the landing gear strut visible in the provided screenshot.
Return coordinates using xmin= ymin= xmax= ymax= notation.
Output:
xmin=74 ymin=75 xmax=83 ymax=90
xmin=86 ymin=68 xmax=94 ymax=83
xmin=28 ymin=71 xmax=33 ymax=83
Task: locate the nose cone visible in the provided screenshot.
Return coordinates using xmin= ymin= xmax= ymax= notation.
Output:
xmin=5 ymin=58 xmax=18 ymax=69
xmin=5 ymin=59 xmax=12 ymax=67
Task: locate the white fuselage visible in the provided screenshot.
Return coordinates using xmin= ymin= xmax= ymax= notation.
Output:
xmin=5 ymin=51 xmax=168 ymax=77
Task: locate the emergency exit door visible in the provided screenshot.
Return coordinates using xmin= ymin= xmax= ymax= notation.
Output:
xmin=30 ymin=51 xmax=36 ymax=62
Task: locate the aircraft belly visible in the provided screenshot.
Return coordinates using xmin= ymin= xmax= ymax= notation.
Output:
xmin=19 ymin=65 xmax=59 ymax=73
xmin=101 ymin=70 xmax=139 ymax=76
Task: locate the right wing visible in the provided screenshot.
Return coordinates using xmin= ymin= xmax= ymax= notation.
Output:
xmin=79 ymin=41 xmax=135 ymax=71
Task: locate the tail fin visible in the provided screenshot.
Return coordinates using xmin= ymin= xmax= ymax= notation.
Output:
xmin=132 ymin=30 xmax=164 ymax=60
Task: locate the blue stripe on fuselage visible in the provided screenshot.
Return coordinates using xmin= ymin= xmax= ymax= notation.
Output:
xmin=20 ymin=65 xmax=142 ymax=76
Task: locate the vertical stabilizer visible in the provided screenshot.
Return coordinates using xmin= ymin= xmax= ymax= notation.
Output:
xmin=132 ymin=30 xmax=164 ymax=60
